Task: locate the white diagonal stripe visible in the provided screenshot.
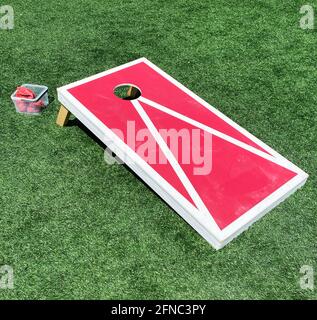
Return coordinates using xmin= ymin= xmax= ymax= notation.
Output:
xmin=139 ymin=96 xmax=296 ymax=172
xmin=131 ymin=99 xmax=221 ymax=233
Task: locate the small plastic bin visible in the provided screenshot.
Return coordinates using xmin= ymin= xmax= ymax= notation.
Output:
xmin=11 ymin=84 xmax=49 ymax=115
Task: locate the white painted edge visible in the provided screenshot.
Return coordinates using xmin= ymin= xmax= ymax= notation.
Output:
xmin=57 ymin=57 xmax=309 ymax=249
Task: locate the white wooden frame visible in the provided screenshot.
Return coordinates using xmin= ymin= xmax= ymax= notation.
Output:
xmin=57 ymin=58 xmax=308 ymax=249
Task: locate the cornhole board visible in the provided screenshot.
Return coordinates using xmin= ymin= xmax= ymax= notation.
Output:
xmin=57 ymin=58 xmax=308 ymax=249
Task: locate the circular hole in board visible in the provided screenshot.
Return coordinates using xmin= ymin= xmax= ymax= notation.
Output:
xmin=113 ymin=84 xmax=142 ymax=100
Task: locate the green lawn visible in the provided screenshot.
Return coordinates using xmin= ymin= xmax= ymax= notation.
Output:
xmin=0 ymin=0 xmax=316 ymax=299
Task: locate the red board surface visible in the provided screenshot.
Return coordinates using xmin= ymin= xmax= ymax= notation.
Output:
xmin=57 ymin=58 xmax=307 ymax=249
xmin=66 ymin=61 xmax=300 ymax=230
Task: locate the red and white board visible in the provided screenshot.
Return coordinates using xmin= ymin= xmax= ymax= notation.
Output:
xmin=57 ymin=58 xmax=308 ymax=249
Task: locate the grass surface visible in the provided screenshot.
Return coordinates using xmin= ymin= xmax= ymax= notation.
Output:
xmin=0 ymin=0 xmax=316 ymax=299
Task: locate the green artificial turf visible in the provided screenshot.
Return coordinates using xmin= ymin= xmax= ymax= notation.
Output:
xmin=0 ymin=0 xmax=316 ymax=300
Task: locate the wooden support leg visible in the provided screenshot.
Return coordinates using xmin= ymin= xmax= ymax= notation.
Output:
xmin=56 ymin=105 xmax=71 ymax=127
xmin=127 ymin=86 xmax=138 ymax=99
xmin=127 ymin=86 xmax=133 ymax=98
